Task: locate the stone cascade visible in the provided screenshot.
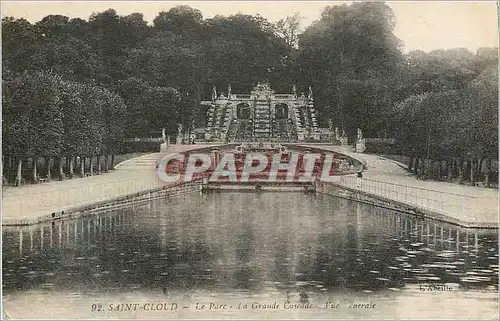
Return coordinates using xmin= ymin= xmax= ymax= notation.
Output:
xmin=253 ymin=99 xmax=271 ymax=140
xmin=287 ymin=119 xmax=298 ymax=140
xmin=227 ymin=119 xmax=253 ymax=142
xmin=206 ymin=99 xmax=233 ymax=141
xmin=273 ymin=119 xmax=291 ymax=141
xmin=219 ymin=103 xmax=232 ymax=135
xmin=205 ymin=104 xmax=216 ymax=133
xmin=226 ymin=119 xmax=238 ymax=142
xmin=302 ymin=107 xmax=312 ymax=137
xmin=202 ymin=83 xmax=319 ymax=142
xmin=291 ymin=100 xmax=304 ymax=140
xmin=307 ymin=96 xmax=320 ymax=140
xmin=288 ymin=93 xmax=320 ymax=141
xmin=237 ymin=119 xmax=254 ymax=141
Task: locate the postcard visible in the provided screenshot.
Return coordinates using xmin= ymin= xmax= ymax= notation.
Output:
xmin=2 ymin=1 xmax=498 ymax=319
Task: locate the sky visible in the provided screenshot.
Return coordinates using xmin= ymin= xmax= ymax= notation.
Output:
xmin=1 ymin=1 xmax=498 ymax=53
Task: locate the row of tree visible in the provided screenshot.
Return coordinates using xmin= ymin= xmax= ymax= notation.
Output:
xmin=3 ymin=70 xmax=127 ymax=185
xmin=2 ymin=2 xmax=498 ymax=186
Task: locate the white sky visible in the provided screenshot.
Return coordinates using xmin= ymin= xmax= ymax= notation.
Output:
xmin=1 ymin=1 xmax=498 ymax=53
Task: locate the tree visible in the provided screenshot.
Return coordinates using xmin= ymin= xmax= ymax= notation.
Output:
xmin=2 ymin=71 xmax=64 ymax=184
xmin=153 ymin=5 xmax=203 ymax=36
xmin=88 ymin=9 xmax=127 ymax=85
xmin=99 ymin=86 xmax=127 ymax=161
xmin=116 ymin=77 xmax=151 ymax=138
xmin=296 ymin=2 xmax=403 ymax=136
xmin=30 ymin=34 xmax=99 ymax=83
xmin=2 ymin=17 xmax=41 ymax=73
xmin=274 ymin=12 xmax=302 ymax=48
xmin=204 ymin=13 xmax=290 ymax=92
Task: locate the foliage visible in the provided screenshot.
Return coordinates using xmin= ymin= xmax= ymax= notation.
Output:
xmin=3 ymin=71 xmax=64 ymax=158
xmin=295 ymin=2 xmax=403 ymax=136
xmin=2 ymin=3 xmax=498 ymax=170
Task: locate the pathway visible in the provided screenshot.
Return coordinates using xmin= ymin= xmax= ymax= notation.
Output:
xmin=2 ymin=143 xmax=498 ymax=227
xmin=1 ymin=144 xmax=220 ymax=225
xmin=300 ymin=144 xmax=498 ymax=227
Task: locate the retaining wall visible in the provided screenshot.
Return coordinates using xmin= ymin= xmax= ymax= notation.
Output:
xmin=316 ymin=182 xmax=496 ymax=229
xmin=3 ymin=181 xmax=202 ymax=226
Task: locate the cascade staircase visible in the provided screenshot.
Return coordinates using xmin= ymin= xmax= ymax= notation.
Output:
xmin=253 ymin=99 xmax=271 ymax=141
xmin=273 ymin=119 xmax=289 ymax=141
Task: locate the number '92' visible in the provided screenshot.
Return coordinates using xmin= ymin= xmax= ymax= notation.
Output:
xmin=91 ymin=304 xmax=104 ymax=311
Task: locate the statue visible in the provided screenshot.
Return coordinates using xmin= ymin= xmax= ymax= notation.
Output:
xmin=212 ymin=85 xmax=217 ymax=101
xmin=342 ymin=128 xmax=346 ymax=138
xmin=177 ymin=123 xmax=183 ymax=135
xmin=228 ymin=84 xmax=232 ymax=97
xmin=328 ymin=119 xmax=333 ymax=130
xmin=335 ymin=127 xmax=340 ymax=140
xmin=308 ymin=86 xmax=313 ymax=99
xmin=355 ymin=128 xmax=366 ymax=153
xmin=292 ymin=84 xmax=297 ymax=98
xmin=161 ymin=128 xmax=166 ymax=143
xmin=357 ymin=128 xmax=363 ymax=140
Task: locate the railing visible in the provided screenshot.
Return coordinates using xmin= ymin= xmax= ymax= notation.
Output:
xmin=272 ymin=94 xmax=294 ymax=99
xmin=319 ymin=175 xmax=482 ymax=216
xmin=233 ymin=94 xmax=251 ymax=99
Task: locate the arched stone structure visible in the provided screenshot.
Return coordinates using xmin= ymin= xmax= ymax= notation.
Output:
xmin=237 ymin=103 xmax=251 ymax=119
xmin=275 ymin=103 xmax=289 ymax=120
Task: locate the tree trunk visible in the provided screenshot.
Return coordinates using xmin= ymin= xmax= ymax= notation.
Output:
xmin=32 ymin=157 xmax=38 ymax=183
xmin=470 ymin=159 xmax=476 ymax=186
xmin=435 ymin=161 xmax=441 ymax=180
xmin=89 ymin=156 xmax=94 ymax=176
xmin=476 ymin=158 xmax=483 ymax=183
xmin=484 ymin=159 xmax=491 ymax=188
xmin=111 ymin=155 xmax=115 ymax=170
xmin=58 ymin=156 xmax=64 ymax=180
xmin=408 ymin=156 xmax=414 ymax=171
xmin=419 ymin=158 xmax=425 ymax=179
xmin=458 ymin=159 xmax=464 ymax=184
xmin=104 ymin=154 xmax=109 ymax=173
xmin=69 ymin=157 xmax=74 ymax=179
xmin=422 ymin=158 xmax=429 ymax=180
xmin=447 ymin=159 xmax=453 ymax=181
xmin=45 ymin=157 xmax=51 ymax=180
xmin=16 ymin=158 xmax=22 ymax=187
xmin=80 ymin=157 xmax=85 ymax=177
xmin=96 ymin=155 xmax=101 ymax=174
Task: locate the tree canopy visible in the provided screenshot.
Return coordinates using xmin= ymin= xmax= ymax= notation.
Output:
xmin=2 ymin=2 xmax=498 ymax=175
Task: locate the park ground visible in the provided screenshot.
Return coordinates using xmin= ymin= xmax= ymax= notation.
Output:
xmin=2 ymin=144 xmax=498 ymax=227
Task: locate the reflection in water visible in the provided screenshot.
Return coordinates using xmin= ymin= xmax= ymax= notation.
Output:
xmin=2 ymin=192 xmax=499 ymax=315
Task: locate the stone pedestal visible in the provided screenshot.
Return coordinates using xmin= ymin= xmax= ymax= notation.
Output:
xmin=160 ymin=143 xmax=168 ymax=152
xmin=176 ymin=135 xmax=183 ymax=144
xmin=298 ymin=133 xmax=305 ymax=141
xmin=355 ymin=138 xmax=366 ymax=153
xmin=339 ymin=137 xmax=348 ymax=146
xmin=313 ymin=132 xmax=320 ymax=140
